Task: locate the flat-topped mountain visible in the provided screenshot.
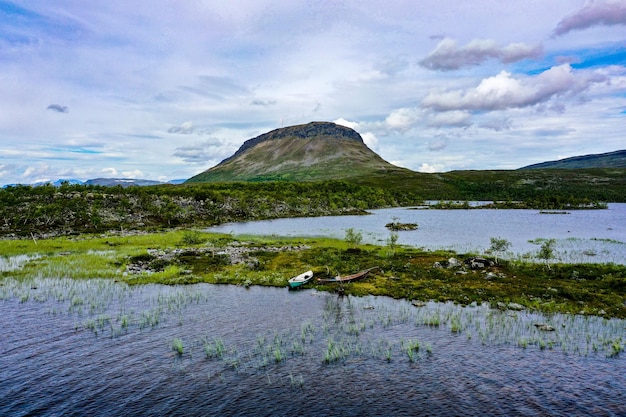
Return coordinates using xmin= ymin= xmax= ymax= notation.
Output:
xmin=520 ymin=150 xmax=626 ymax=170
xmin=187 ymin=121 xmax=407 ymax=182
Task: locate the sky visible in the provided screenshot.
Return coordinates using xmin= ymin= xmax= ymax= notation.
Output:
xmin=1 ymin=0 xmax=625 ymax=185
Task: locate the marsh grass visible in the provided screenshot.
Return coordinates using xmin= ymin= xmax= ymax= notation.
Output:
xmin=172 ymin=338 xmax=184 ymax=355
xmin=1 ymin=274 xmax=624 ymax=394
xmin=2 ymin=230 xmax=625 ymax=320
xmin=204 ymin=338 xmax=226 ymax=359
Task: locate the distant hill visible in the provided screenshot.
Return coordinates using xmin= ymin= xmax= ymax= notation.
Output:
xmin=187 ymin=121 xmax=409 ymax=182
xmin=85 ymin=178 xmax=165 ymax=187
xmin=2 ymin=178 xmax=187 ymax=188
xmin=519 ymin=150 xmax=626 ymax=170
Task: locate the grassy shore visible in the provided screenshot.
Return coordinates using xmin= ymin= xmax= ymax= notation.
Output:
xmin=2 ymin=229 xmax=625 ymax=318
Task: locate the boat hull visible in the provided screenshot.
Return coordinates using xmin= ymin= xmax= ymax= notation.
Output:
xmin=288 ymin=270 xmax=314 ymax=289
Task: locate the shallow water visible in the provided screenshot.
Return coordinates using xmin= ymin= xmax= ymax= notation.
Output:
xmin=1 ymin=280 xmax=624 ymax=416
xmin=207 ymin=203 xmax=626 ymax=264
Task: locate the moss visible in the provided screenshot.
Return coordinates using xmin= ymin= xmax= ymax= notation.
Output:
xmin=3 ymin=230 xmax=625 ymax=318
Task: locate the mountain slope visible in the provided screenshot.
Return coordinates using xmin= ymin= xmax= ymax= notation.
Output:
xmin=519 ymin=150 xmax=626 ymax=170
xmin=187 ymin=121 xmax=408 ymax=182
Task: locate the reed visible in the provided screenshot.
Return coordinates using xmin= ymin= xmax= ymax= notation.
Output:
xmin=204 ymin=338 xmax=226 ymax=359
xmin=288 ymin=373 xmax=304 ymax=388
xmin=172 ymin=338 xmax=184 ymax=355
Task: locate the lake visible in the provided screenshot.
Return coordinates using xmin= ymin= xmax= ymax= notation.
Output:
xmin=208 ymin=203 xmax=626 ymax=264
xmin=1 ymin=278 xmax=624 ymax=416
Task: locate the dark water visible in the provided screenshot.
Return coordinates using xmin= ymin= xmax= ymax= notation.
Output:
xmin=1 ymin=280 xmax=624 ymax=416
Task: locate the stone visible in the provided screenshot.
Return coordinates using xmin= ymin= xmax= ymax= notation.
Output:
xmin=447 ymin=258 xmax=461 ymax=268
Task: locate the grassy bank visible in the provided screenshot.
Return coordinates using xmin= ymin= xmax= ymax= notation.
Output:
xmin=2 ymin=230 xmax=625 ymax=318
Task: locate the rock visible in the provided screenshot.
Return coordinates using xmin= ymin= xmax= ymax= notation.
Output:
xmin=507 ymin=302 xmax=525 ymax=311
xmin=455 ymin=270 xmax=468 ymax=275
xmin=433 ymin=262 xmax=443 ymax=269
xmin=411 ymin=300 xmax=426 ymax=307
xmin=534 ymin=323 xmax=555 ymax=331
xmin=447 ymin=258 xmax=461 ymax=268
xmin=485 ymin=272 xmax=498 ymax=280
xmin=465 ymin=257 xmax=493 ymax=270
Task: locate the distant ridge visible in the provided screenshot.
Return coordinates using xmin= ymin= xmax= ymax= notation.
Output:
xmin=85 ymin=178 xmax=165 ymax=187
xmin=519 ymin=150 xmax=626 ymax=170
xmin=1 ymin=178 xmax=186 ymax=188
xmin=187 ymin=121 xmax=408 ymax=182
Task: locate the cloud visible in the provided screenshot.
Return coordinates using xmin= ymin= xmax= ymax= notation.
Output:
xmin=384 ymin=108 xmax=423 ymax=132
xmin=427 ymin=137 xmax=448 ymax=151
xmin=101 ymin=168 xmax=118 ymax=176
xmin=418 ymin=162 xmax=446 ymax=173
xmin=361 ymin=132 xmax=379 ymax=150
xmin=251 ymin=99 xmax=277 ymax=106
xmin=0 ymin=163 xmax=15 ymax=179
xmin=419 ymin=38 xmax=542 ymax=71
xmin=168 ymin=121 xmax=196 ymax=134
xmin=47 ymin=104 xmax=69 ymax=113
xmin=478 ymin=118 xmax=513 ymax=131
xmin=122 ymin=169 xmax=144 ymax=178
xmin=426 ymin=110 xmax=472 ymax=128
xmin=554 ymin=0 xmax=626 ymax=36
xmin=332 ymin=118 xmax=379 ymax=150
xmin=173 ymin=139 xmax=234 ymax=164
xmin=422 ymin=64 xmax=607 ymax=112
xmin=333 ymin=118 xmax=359 ymax=130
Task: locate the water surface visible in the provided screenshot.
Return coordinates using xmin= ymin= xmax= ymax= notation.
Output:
xmin=208 ymin=203 xmax=626 ymax=263
xmin=1 ymin=279 xmax=624 ymax=416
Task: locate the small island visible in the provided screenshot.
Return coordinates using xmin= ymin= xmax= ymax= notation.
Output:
xmin=385 ymin=221 xmax=418 ymax=231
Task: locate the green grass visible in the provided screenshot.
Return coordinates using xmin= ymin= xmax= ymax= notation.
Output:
xmin=172 ymin=338 xmax=184 ymax=355
xmin=2 ymin=229 xmax=625 ymax=318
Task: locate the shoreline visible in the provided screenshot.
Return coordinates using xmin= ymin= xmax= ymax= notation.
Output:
xmin=2 ymin=229 xmax=625 ymax=319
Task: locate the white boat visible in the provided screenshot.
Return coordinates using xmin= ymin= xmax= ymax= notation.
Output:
xmin=288 ymin=270 xmax=314 ymax=289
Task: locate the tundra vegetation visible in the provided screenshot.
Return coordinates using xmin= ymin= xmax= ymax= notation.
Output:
xmin=1 ymin=172 xmax=625 ymax=319
xmin=1 ymin=230 xmax=624 ymax=319
xmin=1 ymin=168 xmax=624 ymax=238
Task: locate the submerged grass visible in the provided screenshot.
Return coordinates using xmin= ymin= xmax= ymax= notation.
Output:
xmin=2 ymin=229 xmax=625 ymax=318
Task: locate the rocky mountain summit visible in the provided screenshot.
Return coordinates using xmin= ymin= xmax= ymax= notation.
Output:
xmin=187 ymin=121 xmax=407 ymax=182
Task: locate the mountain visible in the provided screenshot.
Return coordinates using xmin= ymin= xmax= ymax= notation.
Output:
xmin=2 ymin=178 xmax=189 ymax=188
xmin=85 ymin=178 xmax=165 ymax=187
xmin=519 ymin=150 xmax=626 ymax=170
xmin=186 ymin=121 xmax=408 ymax=182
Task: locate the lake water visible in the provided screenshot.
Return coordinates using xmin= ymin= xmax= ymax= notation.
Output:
xmin=208 ymin=203 xmax=626 ymax=264
xmin=1 ymin=278 xmax=624 ymax=416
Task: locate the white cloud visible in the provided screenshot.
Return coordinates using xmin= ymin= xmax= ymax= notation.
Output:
xmin=121 ymin=170 xmax=144 ymax=178
xmin=427 ymin=138 xmax=448 ymax=151
xmin=385 ymin=108 xmax=423 ymax=132
xmin=361 ymin=132 xmax=379 ymax=150
xmin=333 ymin=118 xmax=359 ymax=130
xmin=101 ymin=168 xmax=118 ymax=176
xmin=418 ymin=163 xmax=446 ymax=173
xmin=426 ymin=110 xmax=472 ymax=128
xmin=168 ymin=121 xmax=196 ymax=134
xmin=419 ymin=38 xmax=542 ymax=71
xmin=173 ymin=138 xmax=236 ymax=164
xmin=422 ymin=65 xmax=607 ymax=112
xmin=333 ymin=118 xmax=379 ymax=150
